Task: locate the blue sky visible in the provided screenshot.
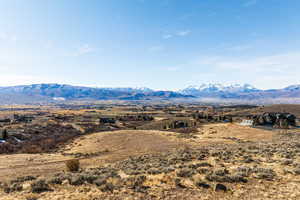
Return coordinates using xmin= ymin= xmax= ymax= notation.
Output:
xmin=0 ymin=0 xmax=299 ymax=90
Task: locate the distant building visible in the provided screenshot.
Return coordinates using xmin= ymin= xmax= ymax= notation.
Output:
xmin=240 ymin=120 xmax=254 ymax=126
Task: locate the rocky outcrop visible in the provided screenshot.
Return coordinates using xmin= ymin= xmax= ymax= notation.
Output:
xmin=252 ymin=112 xmax=296 ymax=128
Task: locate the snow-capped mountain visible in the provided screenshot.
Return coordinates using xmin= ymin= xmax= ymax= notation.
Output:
xmin=180 ymin=83 xmax=260 ymax=97
xmin=1 ymin=83 xmax=300 ymax=104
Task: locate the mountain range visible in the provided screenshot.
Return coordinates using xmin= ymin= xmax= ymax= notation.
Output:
xmin=0 ymin=84 xmax=191 ymax=104
xmin=179 ymin=84 xmax=260 ymax=97
xmin=179 ymin=83 xmax=300 ymax=100
xmin=0 ymin=83 xmax=300 ymax=104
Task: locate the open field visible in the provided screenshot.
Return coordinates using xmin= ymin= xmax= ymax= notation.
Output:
xmin=0 ymin=125 xmax=277 ymax=181
xmin=0 ymin=103 xmax=300 ymax=199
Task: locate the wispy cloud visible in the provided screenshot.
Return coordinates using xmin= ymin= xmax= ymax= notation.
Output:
xmin=162 ymin=34 xmax=173 ymax=39
xmin=196 ymin=51 xmax=300 ymax=89
xmin=162 ymin=30 xmax=191 ymax=39
xmin=243 ymin=0 xmax=258 ymax=7
xmin=176 ymin=30 xmax=191 ymax=37
xmin=198 ymin=52 xmax=300 ymax=73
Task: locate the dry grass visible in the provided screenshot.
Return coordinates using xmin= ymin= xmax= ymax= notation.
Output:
xmin=25 ymin=193 xmax=39 ymax=200
xmin=0 ymin=125 xmax=283 ymax=182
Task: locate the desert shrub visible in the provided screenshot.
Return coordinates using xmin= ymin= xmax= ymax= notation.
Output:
xmin=294 ymin=168 xmax=300 ymax=175
xmin=66 ymin=159 xmax=80 ymax=172
xmin=176 ymin=168 xmax=195 ymax=177
xmin=171 ymin=127 xmax=198 ymax=134
xmin=193 ymin=176 xmax=210 ymax=189
xmin=1 ymin=124 xmax=82 ymax=154
xmin=3 ymin=182 xmax=23 ymax=193
xmin=81 ymin=174 xmax=98 ymax=184
xmin=21 ymin=145 xmax=43 ymax=154
xmin=47 ymin=177 xmax=63 ymax=185
xmin=11 ymin=176 xmax=36 ymax=184
xmin=0 ymin=143 xmax=17 ymax=154
xmin=99 ymin=182 xmax=114 ymax=192
xmin=69 ymin=175 xmax=85 ymax=185
xmin=31 ymin=179 xmax=51 ymax=193
xmin=93 ymin=177 xmax=107 ymax=186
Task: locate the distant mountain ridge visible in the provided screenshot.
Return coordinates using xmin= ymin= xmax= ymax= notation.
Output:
xmin=0 ymin=83 xmax=300 ymax=104
xmin=180 ymin=83 xmax=260 ymax=97
xmin=0 ymin=84 xmax=191 ymax=104
xmin=179 ymin=83 xmax=300 ymax=100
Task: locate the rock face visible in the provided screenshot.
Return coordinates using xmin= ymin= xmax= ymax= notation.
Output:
xmin=252 ymin=112 xmax=296 ymax=128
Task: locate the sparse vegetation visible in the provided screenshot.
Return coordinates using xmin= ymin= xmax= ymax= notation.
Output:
xmin=65 ymin=159 xmax=80 ymax=172
xmin=30 ymin=179 xmax=52 ymax=193
xmin=1 ymin=104 xmax=300 ymax=199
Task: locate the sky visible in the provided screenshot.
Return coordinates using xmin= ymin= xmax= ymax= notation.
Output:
xmin=0 ymin=0 xmax=300 ymax=90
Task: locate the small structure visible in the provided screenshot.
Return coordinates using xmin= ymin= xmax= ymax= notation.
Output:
xmin=116 ymin=114 xmax=154 ymax=121
xmin=163 ymin=120 xmax=196 ymax=129
xmin=193 ymin=112 xmax=233 ymax=123
xmin=240 ymin=120 xmax=254 ymax=126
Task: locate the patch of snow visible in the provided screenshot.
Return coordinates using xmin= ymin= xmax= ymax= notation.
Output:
xmin=181 ymin=83 xmax=258 ymax=93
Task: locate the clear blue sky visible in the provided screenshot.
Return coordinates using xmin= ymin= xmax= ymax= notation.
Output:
xmin=0 ymin=0 xmax=299 ymax=90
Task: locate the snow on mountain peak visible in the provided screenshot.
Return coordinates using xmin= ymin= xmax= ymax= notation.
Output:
xmin=180 ymin=83 xmax=259 ymax=95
